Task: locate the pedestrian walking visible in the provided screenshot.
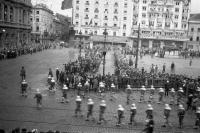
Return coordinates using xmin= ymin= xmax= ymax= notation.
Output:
xmin=116 ymin=105 xmax=125 ymax=126
xmin=61 ymin=85 xmax=68 ymax=103
xmin=21 ymin=80 xmax=28 ymax=97
xmin=97 ymin=100 xmax=106 ymax=124
xmin=34 ymin=89 xmax=42 ymax=109
xmin=56 ymin=68 xmax=60 ymax=81
xmin=74 ymin=96 xmax=83 ymax=117
xmin=194 ymin=107 xmax=200 ymax=129
xmin=177 ymin=104 xmax=185 ymax=128
xmin=162 ymin=104 xmax=171 ymax=127
xmin=162 ymin=63 xmax=166 ymax=73
xmin=20 ymin=66 xmax=26 ymax=81
xmin=170 ymin=62 xmax=175 ymax=74
xmin=189 ymin=58 xmax=192 ymax=66
xmin=129 ymin=103 xmax=137 ymax=125
xmin=48 ymin=68 xmax=53 ymax=77
xmin=86 ymin=98 xmax=94 ymax=121
xmin=126 ymin=85 xmax=132 ymax=104
xmin=164 ymin=80 xmax=170 ymax=96
xmin=186 ymin=94 xmax=193 ymax=110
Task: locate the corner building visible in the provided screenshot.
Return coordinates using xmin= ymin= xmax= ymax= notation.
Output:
xmin=0 ymin=0 xmax=32 ymax=49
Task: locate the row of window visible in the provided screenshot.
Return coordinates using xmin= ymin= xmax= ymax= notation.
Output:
xmin=190 ymin=37 xmax=199 ymax=42
xmin=77 ymin=14 xmax=128 ymax=21
xmin=77 ymin=29 xmax=126 ymax=36
xmin=191 ymin=28 xmax=200 ymax=32
xmin=82 ymin=8 xmax=128 ymax=14
xmin=0 ymin=3 xmax=29 ymax=24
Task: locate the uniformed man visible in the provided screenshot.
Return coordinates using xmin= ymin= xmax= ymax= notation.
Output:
xmin=129 ymin=103 xmax=137 ymax=125
xmin=75 ymin=96 xmax=83 ymax=117
xmin=177 ymin=87 xmax=184 ymax=105
xmin=99 ymin=82 xmax=105 ymax=97
xmin=157 ymin=88 xmax=164 ymax=104
xmin=110 ymin=83 xmax=116 ymax=101
xmin=162 ymin=104 xmax=171 ymax=127
xmin=97 ymin=100 xmax=106 ymax=124
xmin=77 ymin=83 xmax=82 ymax=96
xmin=116 ymin=105 xmax=125 ymax=126
xmin=177 ymin=104 xmax=185 ymax=128
xmin=146 ymin=104 xmax=153 ymax=119
xmin=126 ymin=85 xmax=132 ymax=104
xmin=34 ymin=89 xmax=42 ymax=109
xmin=194 ymin=107 xmax=200 ymax=129
xmin=21 ymin=80 xmax=28 ymax=97
xmin=139 ymin=85 xmax=146 ymax=103
xmin=169 ymin=88 xmax=175 ymax=105
xmin=86 ymin=98 xmax=94 ymax=121
xmin=56 ymin=68 xmax=60 ymax=81
xmin=50 ymin=77 xmax=56 ymax=92
xmin=149 ymin=85 xmax=155 ymax=103
xmin=84 ymin=80 xmax=90 ymax=98
xmin=61 ymin=84 xmax=68 ymax=103
xmin=47 ymin=75 xmax=52 ymax=85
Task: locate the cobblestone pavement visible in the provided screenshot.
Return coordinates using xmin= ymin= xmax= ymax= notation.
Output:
xmin=0 ymin=48 xmax=199 ymax=133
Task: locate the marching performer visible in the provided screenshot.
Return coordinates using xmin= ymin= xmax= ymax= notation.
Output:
xmin=162 ymin=104 xmax=171 ymax=127
xmin=177 ymin=104 xmax=185 ymax=128
xmin=139 ymin=85 xmax=146 ymax=103
xmin=21 ymin=80 xmax=28 ymax=97
xmin=77 ymin=82 xmax=82 ymax=96
xmin=126 ymin=85 xmax=132 ymax=104
xmin=97 ymin=100 xmax=106 ymax=124
xmin=84 ymin=80 xmax=90 ymax=97
xmin=110 ymin=83 xmax=116 ymax=101
xmin=169 ymin=88 xmax=175 ymax=105
xmin=194 ymin=107 xmax=200 ymax=129
xmin=34 ymin=89 xmax=42 ymax=109
xmin=146 ymin=104 xmax=153 ymax=119
xmin=157 ymin=88 xmax=164 ymax=104
xmin=177 ymin=87 xmax=184 ymax=105
xmin=99 ymin=82 xmax=105 ymax=97
xmin=129 ymin=103 xmax=137 ymax=125
xmin=148 ymin=85 xmax=155 ymax=103
xmin=75 ymin=96 xmax=83 ymax=117
xmin=86 ymin=98 xmax=94 ymax=121
xmin=50 ymin=77 xmax=56 ymax=91
xmin=47 ymin=75 xmax=52 ymax=85
xmin=61 ymin=84 xmax=68 ymax=103
xmin=116 ymin=105 xmax=125 ymax=126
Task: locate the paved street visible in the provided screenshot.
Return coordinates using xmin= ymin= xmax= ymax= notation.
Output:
xmin=0 ymin=48 xmax=199 ymax=133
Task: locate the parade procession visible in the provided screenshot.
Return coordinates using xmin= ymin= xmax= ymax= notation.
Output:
xmin=1 ymin=0 xmax=200 ymax=133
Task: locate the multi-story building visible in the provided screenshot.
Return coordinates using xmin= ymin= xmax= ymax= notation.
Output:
xmin=0 ymin=0 xmax=32 ymax=49
xmin=31 ymin=3 xmax=54 ymax=43
xmin=73 ymin=0 xmax=191 ymax=48
xmin=188 ymin=14 xmax=200 ymax=51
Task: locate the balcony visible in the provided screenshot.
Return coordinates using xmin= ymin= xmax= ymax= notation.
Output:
xmin=84 ymin=9 xmax=89 ymax=12
xmin=0 ymin=20 xmax=31 ymax=30
xmin=84 ymin=17 xmax=89 ymax=19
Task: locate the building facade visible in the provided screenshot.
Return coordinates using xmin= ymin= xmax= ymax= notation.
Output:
xmin=0 ymin=0 xmax=32 ymax=49
xmin=73 ymin=0 xmax=191 ymax=48
xmin=188 ymin=14 xmax=200 ymax=51
xmin=31 ymin=3 xmax=54 ymax=44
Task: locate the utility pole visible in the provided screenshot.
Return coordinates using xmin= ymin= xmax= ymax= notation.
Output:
xmin=135 ymin=23 xmax=140 ymax=69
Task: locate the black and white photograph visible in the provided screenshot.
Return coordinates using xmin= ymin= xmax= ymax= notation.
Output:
xmin=0 ymin=0 xmax=200 ymax=133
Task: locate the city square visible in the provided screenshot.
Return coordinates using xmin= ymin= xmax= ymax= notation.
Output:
xmin=0 ymin=0 xmax=200 ymax=133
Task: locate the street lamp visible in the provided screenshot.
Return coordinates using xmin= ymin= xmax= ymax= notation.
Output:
xmin=79 ymin=30 xmax=82 ymax=70
xmin=103 ymin=28 xmax=108 ymax=77
xmin=135 ymin=23 xmax=140 ymax=69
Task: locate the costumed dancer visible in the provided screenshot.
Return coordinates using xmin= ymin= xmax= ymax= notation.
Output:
xmin=162 ymin=104 xmax=171 ymax=127
xmin=61 ymin=84 xmax=68 ymax=103
xmin=194 ymin=107 xmax=200 ymax=129
xmin=177 ymin=87 xmax=184 ymax=105
xmin=139 ymin=85 xmax=146 ymax=103
xmin=86 ymin=98 xmax=94 ymax=121
xmin=84 ymin=80 xmax=90 ymax=98
xmin=177 ymin=104 xmax=185 ymax=128
xmin=97 ymin=100 xmax=106 ymax=124
xmin=157 ymin=88 xmax=164 ymax=104
xmin=126 ymin=85 xmax=132 ymax=104
xmin=99 ymin=82 xmax=105 ymax=97
xmin=129 ymin=103 xmax=137 ymax=125
xmin=75 ymin=96 xmax=83 ymax=117
xmin=116 ymin=105 xmax=125 ymax=126
xmin=34 ymin=89 xmax=42 ymax=109
xmin=146 ymin=104 xmax=153 ymax=120
xmin=169 ymin=88 xmax=175 ymax=105
xmin=21 ymin=80 xmax=28 ymax=97
xmin=148 ymin=85 xmax=155 ymax=103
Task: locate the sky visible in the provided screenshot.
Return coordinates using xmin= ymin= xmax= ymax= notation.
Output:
xmin=32 ymin=0 xmax=200 ymax=17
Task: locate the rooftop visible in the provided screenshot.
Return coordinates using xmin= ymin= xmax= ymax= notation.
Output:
xmin=189 ymin=13 xmax=200 ymax=22
xmin=33 ymin=3 xmax=53 ymax=14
